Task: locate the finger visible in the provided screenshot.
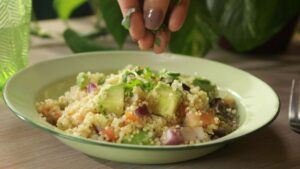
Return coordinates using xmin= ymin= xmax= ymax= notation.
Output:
xmin=143 ymin=0 xmax=170 ymax=30
xmin=118 ymin=0 xmax=145 ymax=40
xmin=168 ymin=0 xmax=190 ymax=32
xmin=154 ymin=31 xmax=170 ymax=54
xmin=138 ymin=31 xmax=155 ymax=50
xmin=129 ymin=12 xmax=145 ymax=40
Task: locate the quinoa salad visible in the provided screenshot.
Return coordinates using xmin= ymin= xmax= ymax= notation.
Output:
xmin=36 ymin=65 xmax=239 ymax=145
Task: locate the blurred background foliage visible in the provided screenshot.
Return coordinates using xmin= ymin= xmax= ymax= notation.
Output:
xmin=32 ymin=0 xmax=300 ymax=57
xmin=33 ymin=0 xmax=92 ymax=20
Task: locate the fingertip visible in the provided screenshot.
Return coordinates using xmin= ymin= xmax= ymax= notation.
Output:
xmin=169 ymin=19 xmax=182 ymax=32
xmin=138 ymin=31 xmax=154 ymax=50
xmin=129 ymin=12 xmax=145 ymax=40
xmin=168 ymin=7 xmax=185 ymax=32
xmin=168 ymin=0 xmax=190 ymax=32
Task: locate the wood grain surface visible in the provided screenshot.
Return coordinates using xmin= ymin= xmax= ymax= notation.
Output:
xmin=1 ymin=17 xmax=300 ymax=169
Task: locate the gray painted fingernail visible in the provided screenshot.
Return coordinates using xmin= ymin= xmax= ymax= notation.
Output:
xmin=144 ymin=9 xmax=163 ymax=30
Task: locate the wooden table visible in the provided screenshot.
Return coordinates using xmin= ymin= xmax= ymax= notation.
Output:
xmin=1 ymin=17 xmax=300 ymax=169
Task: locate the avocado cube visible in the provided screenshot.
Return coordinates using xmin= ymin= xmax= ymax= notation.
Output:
xmin=98 ymin=84 xmax=124 ymax=116
xmin=122 ymin=131 xmax=152 ymax=145
xmin=148 ymin=83 xmax=182 ymax=118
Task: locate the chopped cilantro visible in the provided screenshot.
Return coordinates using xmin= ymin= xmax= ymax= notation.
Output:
xmin=192 ymin=78 xmax=217 ymax=98
xmin=192 ymin=78 xmax=214 ymax=91
xmin=167 ymin=72 xmax=180 ymax=80
xmin=122 ymin=71 xmax=134 ymax=83
xmin=123 ymin=79 xmax=154 ymax=97
xmin=154 ymin=38 xmax=161 ymax=46
xmin=76 ymin=72 xmax=89 ymax=89
xmin=121 ymin=8 xmax=136 ymax=30
xmin=143 ymin=67 xmax=153 ymax=80
xmin=141 ymin=82 xmax=154 ymax=92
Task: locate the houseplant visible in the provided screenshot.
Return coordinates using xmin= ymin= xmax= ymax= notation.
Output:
xmin=52 ymin=0 xmax=300 ymax=57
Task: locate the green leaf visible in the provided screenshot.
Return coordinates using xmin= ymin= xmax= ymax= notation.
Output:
xmin=143 ymin=67 xmax=153 ymax=80
xmin=192 ymin=78 xmax=214 ymax=92
xmin=126 ymin=79 xmax=144 ymax=89
xmin=192 ymin=78 xmax=216 ymax=98
xmin=98 ymin=0 xmax=128 ymax=48
xmin=122 ymin=70 xmax=134 ymax=83
xmin=219 ymin=0 xmax=300 ymax=51
xmin=206 ymin=0 xmax=226 ymax=23
xmin=141 ymin=82 xmax=154 ymax=92
xmin=63 ymin=29 xmax=113 ymax=53
xmin=170 ymin=0 xmax=300 ymax=55
xmin=124 ymin=78 xmax=154 ymax=95
xmin=167 ymin=72 xmax=180 ymax=81
xmin=53 ymin=0 xmax=87 ymax=20
xmin=169 ymin=0 xmax=218 ymax=57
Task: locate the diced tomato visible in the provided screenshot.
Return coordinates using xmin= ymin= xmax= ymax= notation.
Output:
xmin=119 ymin=121 xmax=126 ymax=127
xmin=55 ymin=111 xmax=62 ymax=117
xmin=77 ymin=113 xmax=85 ymax=122
xmin=41 ymin=107 xmax=50 ymax=113
xmin=125 ymin=112 xmax=139 ymax=122
xmin=102 ymin=128 xmax=118 ymax=141
xmin=200 ymin=112 xmax=215 ymax=127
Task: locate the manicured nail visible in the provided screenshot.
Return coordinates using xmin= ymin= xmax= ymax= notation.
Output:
xmin=144 ymin=8 xmax=163 ymax=30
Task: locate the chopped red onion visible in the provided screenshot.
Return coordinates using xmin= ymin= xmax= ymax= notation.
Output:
xmin=87 ymin=83 xmax=97 ymax=93
xmin=92 ymin=124 xmax=102 ymax=134
xmin=182 ymin=83 xmax=190 ymax=92
xmin=134 ymin=104 xmax=149 ymax=117
xmin=213 ymin=129 xmax=226 ymax=137
xmin=161 ymin=128 xmax=184 ymax=145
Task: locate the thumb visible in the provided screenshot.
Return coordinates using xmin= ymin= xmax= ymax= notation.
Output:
xmin=143 ymin=0 xmax=170 ymax=30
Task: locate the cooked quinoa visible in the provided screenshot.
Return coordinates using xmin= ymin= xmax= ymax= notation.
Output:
xmin=36 ymin=65 xmax=239 ymax=145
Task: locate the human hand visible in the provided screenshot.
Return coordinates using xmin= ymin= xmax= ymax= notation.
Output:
xmin=118 ymin=0 xmax=190 ymax=54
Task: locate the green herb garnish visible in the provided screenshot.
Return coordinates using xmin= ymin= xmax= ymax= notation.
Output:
xmin=126 ymin=79 xmax=144 ymax=88
xmin=134 ymin=68 xmax=144 ymax=75
xmin=76 ymin=72 xmax=89 ymax=89
xmin=121 ymin=8 xmax=136 ymax=30
xmin=167 ymin=72 xmax=180 ymax=80
xmin=159 ymin=71 xmax=181 ymax=84
xmin=192 ymin=78 xmax=217 ymax=98
xmin=192 ymin=78 xmax=214 ymax=91
xmin=122 ymin=70 xmax=134 ymax=83
xmin=154 ymin=38 xmax=161 ymax=46
xmin=143 ymin=67 xmax=153 ymax=80
xmin=141 ymin=82 xmax=154 ymax=92
xmin=124 ymin=78 xmax=154 ymax=97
